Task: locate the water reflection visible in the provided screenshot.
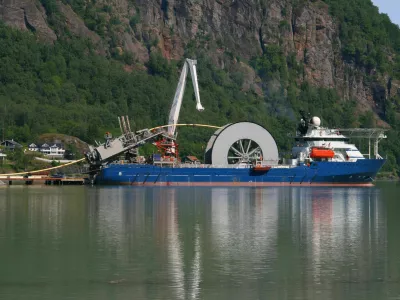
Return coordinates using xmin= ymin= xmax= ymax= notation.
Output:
xmin=0 ymin=185 xmax=397 ymax=300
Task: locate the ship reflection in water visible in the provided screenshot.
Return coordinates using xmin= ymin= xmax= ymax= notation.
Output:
xmin=0 ymin=185 xmax=398 ymax=300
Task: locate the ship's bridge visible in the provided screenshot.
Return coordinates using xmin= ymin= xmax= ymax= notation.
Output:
xmin=295 ymin=130 xmax=350 ymax=142
xmin=293 ymin=115 xmax=388 ymax=161
xmin=295 ymin=127 xmax=352 ymax=149
xmin=294 ymin=126 xmax=387 ymax=160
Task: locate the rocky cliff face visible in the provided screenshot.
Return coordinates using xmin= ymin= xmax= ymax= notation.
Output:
xmin=0 ymin=0 xmax=395 ymax=124
xmin=0 ymin=0 xmax=56 ymax=41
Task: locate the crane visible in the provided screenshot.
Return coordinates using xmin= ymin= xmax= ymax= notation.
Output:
xmin=155 ymin=59 xmax=205 ymax=157
xmin=168 ymin=59 xmax=204 ymax=136
xmin=85 ymin=58 xmax=205 ymax=167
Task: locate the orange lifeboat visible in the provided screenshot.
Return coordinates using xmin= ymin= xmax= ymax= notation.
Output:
xmin=252 ymin=165 xmax=271 ymax=172
xmin=310 ymin=147 xmax=334 ymax=159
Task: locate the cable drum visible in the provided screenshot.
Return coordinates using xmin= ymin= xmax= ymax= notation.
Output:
xmin=204 ymin=124 xmax=231 ymax=164
xmin=204 ymin=122 xmax=279 ymax=166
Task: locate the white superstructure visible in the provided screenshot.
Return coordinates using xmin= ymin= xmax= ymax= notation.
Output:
xmin=292 ymin=115 xmax=387 ymax=163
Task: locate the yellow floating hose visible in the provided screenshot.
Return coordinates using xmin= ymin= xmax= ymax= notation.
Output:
xmin=149 ymin=123 xmax=222 ymax=131
xmin=0 ymin=158 xmax=86 ymax=176
xmin=0 ymin=124 xmax=219 ymax=176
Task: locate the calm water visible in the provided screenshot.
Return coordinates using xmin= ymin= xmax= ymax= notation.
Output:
xmin=0 ymin=183 xmax=400 ymax=300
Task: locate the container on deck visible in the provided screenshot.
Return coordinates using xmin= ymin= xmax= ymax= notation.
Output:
xmin=283 ymin=158 xmax=298 ymax=166
xmin=152 ymin=154 xmax=162 ymax=162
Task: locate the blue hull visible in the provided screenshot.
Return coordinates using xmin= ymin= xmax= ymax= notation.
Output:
xmin=95 ymin=159 xmax=386 ymax=186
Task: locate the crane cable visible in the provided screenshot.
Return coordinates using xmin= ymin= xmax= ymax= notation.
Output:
xmin=0 ymin=123 xmax=220 ymax=176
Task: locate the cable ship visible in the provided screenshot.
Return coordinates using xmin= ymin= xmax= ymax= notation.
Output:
xmin=85 ymin=59 xmax=387 ymax=186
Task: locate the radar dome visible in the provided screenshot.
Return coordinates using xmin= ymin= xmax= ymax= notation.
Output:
xmin=311 ymin=116 xmax=321 ymax=126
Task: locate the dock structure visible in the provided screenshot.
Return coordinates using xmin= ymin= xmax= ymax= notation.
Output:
xmin=0 ymin=176 xmax=86 ymax=185
xmin=44 ymin=178 xmax=86 ymax=185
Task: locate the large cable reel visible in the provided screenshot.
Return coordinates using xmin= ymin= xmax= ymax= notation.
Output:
xmin=204 ymin=122 xmax=279 ymax=166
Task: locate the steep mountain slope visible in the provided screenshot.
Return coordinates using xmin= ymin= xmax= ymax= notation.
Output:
xmin=2 ymin=0 xmax=399 ymax=117
xmin=1 ymin=0 xmax=400 ymax=172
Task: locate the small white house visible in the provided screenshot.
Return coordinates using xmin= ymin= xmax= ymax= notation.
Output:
xmin=0 ymin=153 xmax=6 ymax=162
xmin=50 ymin=144 xmax=65 ymax=156
xmin=28 ymin=143 xmax=65 ymax=157
xmin=40 ymin=143 xmax=50 ymax=155
xmin=28 ymin=143 xmax=40 ymax=152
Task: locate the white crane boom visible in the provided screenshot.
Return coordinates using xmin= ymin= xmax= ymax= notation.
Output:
xmin=168 ymin=59 xmax=204 ymax=136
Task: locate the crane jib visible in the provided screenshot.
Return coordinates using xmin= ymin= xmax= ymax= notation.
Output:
xmin=168 ymin=59 xmax=205 ymax=137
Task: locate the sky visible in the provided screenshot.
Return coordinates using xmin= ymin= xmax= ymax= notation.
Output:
xmin=372 ymin=0 xmax=400 ymax=26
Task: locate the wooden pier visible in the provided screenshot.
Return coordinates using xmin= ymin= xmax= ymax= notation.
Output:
xmin=44 ymin=178 xmax=86 ymax=185
xmin=0 ymin=176 xmax=86 ymax=185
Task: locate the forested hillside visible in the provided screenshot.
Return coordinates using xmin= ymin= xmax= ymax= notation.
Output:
xmin=0 ymin=22 xmax=296 ymax=158
xmin=1 ymin=0 xmax=400 ymax=173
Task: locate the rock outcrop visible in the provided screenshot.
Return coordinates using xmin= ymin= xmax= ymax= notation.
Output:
xmin=0 ymin=0 xmax=56 ymax=42
xmin=57 ymin=2 xmax=102 ymax=48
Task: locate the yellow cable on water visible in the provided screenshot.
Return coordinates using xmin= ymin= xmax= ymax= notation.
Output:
xmin=0 ymin=158 xmax=86 ymax=176
xmin=150 ymin=123 xmax=222 ymax=131
xmin=0 ymin=124 xmax=219 ymax=176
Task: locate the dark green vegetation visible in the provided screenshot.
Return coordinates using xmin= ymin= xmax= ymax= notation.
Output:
xmin=1 ymin=0 xmax=400 ymax=175
xmin=0 ymin=22 xmax=293 ymax=161
xmin=322 ymin=0 xmax=400 ymax=76
xmin=0 ymin=149 xmax=48 ymax=173
xmin=321 ymin=0 xmax=400 ymax=174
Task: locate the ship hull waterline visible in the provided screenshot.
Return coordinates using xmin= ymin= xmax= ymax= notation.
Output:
xmin=94 ymin=159 xmax=385 ymax=187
